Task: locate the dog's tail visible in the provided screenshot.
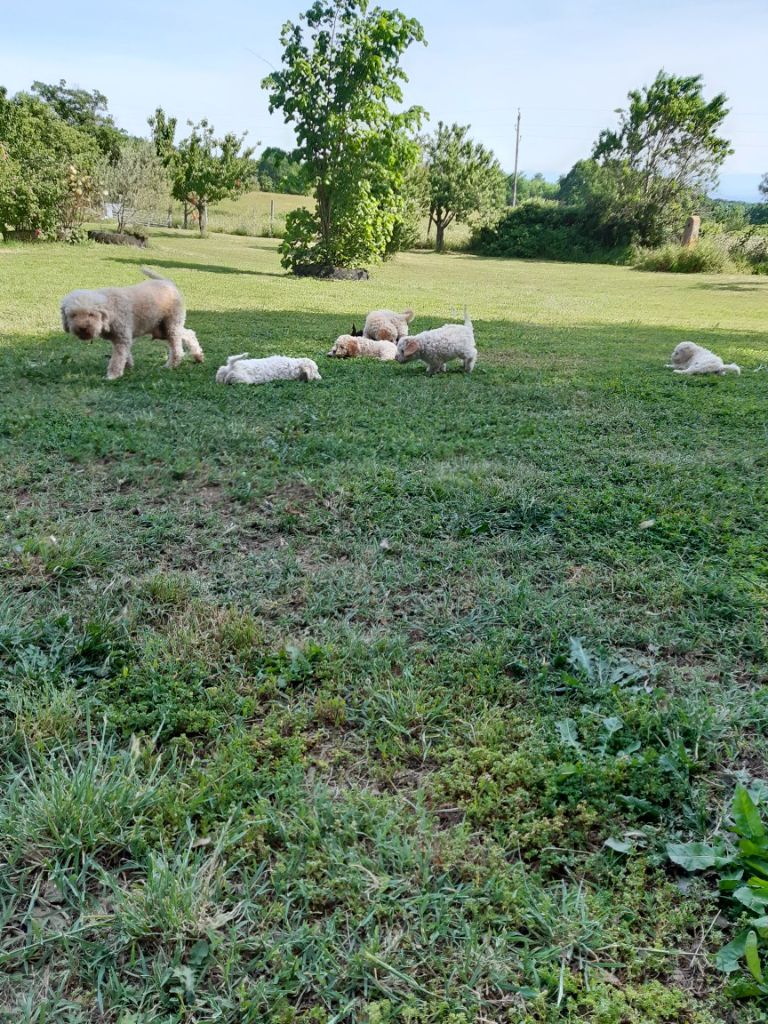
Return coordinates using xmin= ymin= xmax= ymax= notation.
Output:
xmin=464 ymin=306 xmax=475 ymax=338
xmin=401 ymin=309 xmax=415 ymax=323
xmin=723 ymin=363 xmax=741 ymax=375
xmin=141 ymin=266 xmax=170 ymax=281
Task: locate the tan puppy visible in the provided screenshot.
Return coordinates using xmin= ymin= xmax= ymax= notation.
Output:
xmin=60 ymin=267 xmax=204 ymax=380
xmin=327 ymin=335 xmax=398 ymax=360
xmin=362 ymin=309 xmax=414 ymax=343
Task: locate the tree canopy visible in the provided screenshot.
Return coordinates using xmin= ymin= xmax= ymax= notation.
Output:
xmin=263 ymin=0 xmax=426 ymax=270
xmin=0 ymin=88 xmax=101 ymax=236
xmin=31 ymin=79 xmax=126 ymax=162
xmin=103 ymin=138 xmax=169 ymax=232
xmin=148 ymin=110 xmax=256 ymax=234
xmin=423 ymin=122 xmax=507 ymax=251
xmin=591 ymin=70 xmax=731 ymax=245
xmin=257 ymin=147 xmax=307 ymax=195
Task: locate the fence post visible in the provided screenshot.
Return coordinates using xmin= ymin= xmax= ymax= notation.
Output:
xmin=682 ymin=216 xmax=701 ymax=248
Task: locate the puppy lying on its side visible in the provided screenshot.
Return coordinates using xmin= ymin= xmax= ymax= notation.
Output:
xmin=216 ymin=353 xmax=322 ymax=384
xmin=667 ymin=342 xmax=741 ymax=376
xmin=327 ymin=335 xmax=397 ymax=360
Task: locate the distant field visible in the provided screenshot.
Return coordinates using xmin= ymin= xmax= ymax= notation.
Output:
xmin=1 ymin=232 xmax=767 ymax=1022
xmin=205 ymin=190 xmax=313 ymax=236
xmin=205 ymin=190 xmax=471 ymax=247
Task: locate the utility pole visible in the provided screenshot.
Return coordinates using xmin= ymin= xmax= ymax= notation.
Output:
xmin=512 ymin=108 xmax=521 ymax=208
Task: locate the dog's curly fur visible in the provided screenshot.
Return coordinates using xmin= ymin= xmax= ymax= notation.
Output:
xmin=59 ymin=266 xmax=204 ymax=380
xmin=215 ymin=353 xmax=322 ymax=385
xmin=327 ymin=335 xmax=398 ymax=360
xmin=395 ymin=310 xmax=477 ymax=375
xmin=363 ymin=309 xmax=414 ymax=343
xmin=667 ymin=342 xmax=741 ymax=376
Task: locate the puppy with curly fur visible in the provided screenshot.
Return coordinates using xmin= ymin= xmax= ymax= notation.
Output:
xmin=60 ymin=266 xmax=204 ymax=380
xmin=395 ymin=309 xmax=477 ymax=375
xmin=327 ymin=335 xmax=397 ymax=360
xmin=363 ymin=309 xmax=414 ymax=343
xmin=215 ymin=353 xmax=322 ymax=384
xmin=667 ymin=342 xmax=741 ymax=376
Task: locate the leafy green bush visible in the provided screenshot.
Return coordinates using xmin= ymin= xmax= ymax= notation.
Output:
xmin=633 ymin=238 xmax=734 ymax=273
xmin=470 ymin=201 xmax=629 ymax=263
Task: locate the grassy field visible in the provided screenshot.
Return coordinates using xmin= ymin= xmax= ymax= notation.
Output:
xmin=1 ymin=230 xmax=767 ymax=1023
xmin=204 ymin=191 xmax=313 ymax=237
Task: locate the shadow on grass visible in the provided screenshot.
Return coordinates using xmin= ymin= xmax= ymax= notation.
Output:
xmin=694 ymin=280 xmax=768 ymax=293
xmin=4 ymin=311 xmax=763 ymax=397
xmin=106 ymin=256 xmax=286 ymax=279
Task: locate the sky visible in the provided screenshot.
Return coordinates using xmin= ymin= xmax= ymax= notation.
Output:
xmin=2 ymin=0 xmax=766 ymax=201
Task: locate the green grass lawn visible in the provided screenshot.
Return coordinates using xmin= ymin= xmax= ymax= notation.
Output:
xmin=1 ymin=231 xmax=767 ymax=1023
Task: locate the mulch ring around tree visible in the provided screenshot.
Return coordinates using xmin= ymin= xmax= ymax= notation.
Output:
xmin=87 ymin=230 xmax=148 ymax=248
xmin=292 ymin=264 xmax=369 ymax=280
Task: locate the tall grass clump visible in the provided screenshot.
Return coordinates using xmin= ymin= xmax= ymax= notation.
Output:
xmin=633 ymin=237 xmax=734 ymax=273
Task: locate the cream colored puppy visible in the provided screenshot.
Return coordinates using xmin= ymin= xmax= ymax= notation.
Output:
xmin=667 ymin=342 xmax=741 ymax=376
xmin=363 ymin=309 xmax=415 ymax=343
xmin=327 ymin=335 xmax=397 ymax=360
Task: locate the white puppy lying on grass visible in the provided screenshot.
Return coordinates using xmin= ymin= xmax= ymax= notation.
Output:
xmin=395 ymin=310 xmax=477 ymax=375
xmin=216 ymin=353 xmax=322 ymax=384
xmin=667 ymin=342 xmax=741 ymax=376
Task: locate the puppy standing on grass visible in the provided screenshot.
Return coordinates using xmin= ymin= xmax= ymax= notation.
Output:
xmin=60 ymin=266 xmax=204 ymax=380
xmin=667 ymin=342 xmax=741 ymax=376
xmin=363 ymin=309 xmax=415 ymax=343
xmin=395 ymin=309 xmax=477 ymax=376
xmin=215 ymin=353 xmax=322 ymax=384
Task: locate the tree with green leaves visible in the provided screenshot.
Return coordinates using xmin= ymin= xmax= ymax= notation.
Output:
xmin=148 ymin=110 xmax=255 ymax=233
xmin=592 ymin=70 xmax=731 ymax=245
xmin=507 ymin=172 xmax=558 ymax=206
xmin=103 ymin=138 xmax=169 ymax=232
xmin=257 ymin=146 xmax=307 ymax=195
xmin=0 ymin=88 xmax=101 ymax=236
xmin=169 ymin=119 xmax=256 ymax=235
xmin=31 ymin=79 xmax=125 ymax=162
xmin=148 ymin=107 xmax=181 ymax=227
xmin=263 ymin=0 xmax=426 ymax=271
xmin=760 ymin=173 xmax=768 ymax=201
xmin=423 ymin=122 xmax=507 ymax=252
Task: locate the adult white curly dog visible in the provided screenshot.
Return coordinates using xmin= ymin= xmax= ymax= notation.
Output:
xmin=60 ymin=266 xmax=204 ymax=380
xmin=395 ymin=310 xmax=477 ymax=375
xmin=215 ymin=353 xmax=322 ymax=384
xmin=667 ymin=342 xmax=741 ymax=376
xmin=363 ymin=309 xmax=414 ymax=343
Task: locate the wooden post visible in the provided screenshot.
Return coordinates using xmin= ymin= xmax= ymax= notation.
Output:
xmin=512 ymin=108 xmax=521 ymax=208
xmin=682 ymin=215 xmax=701 ymax=248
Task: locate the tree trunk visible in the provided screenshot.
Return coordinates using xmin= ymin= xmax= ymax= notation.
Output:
xmin=166 ymin=204 xmax=173 ymax=228
xmin=435 ymin=220 xmax=445 ymax=252
xmin=183 ymin=201 xmax=189 ymax=230
xmin=317 ymin=184 xmax=332 ymax=263
xmin=198 ymin=202 xmax=208 ymax=235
